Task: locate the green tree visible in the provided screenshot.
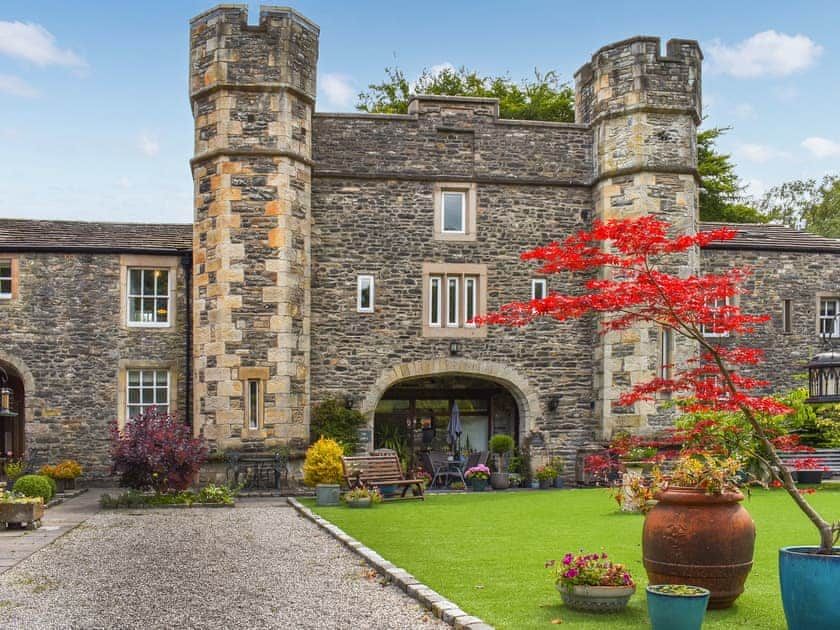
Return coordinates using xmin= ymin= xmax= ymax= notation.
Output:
xmin=359 ymin=67 xmax=764 ymax=223
xmin=358 ymin=65 xmax=574 ymax=123
xmin=759 ymin=175 xmax=840 ymax=237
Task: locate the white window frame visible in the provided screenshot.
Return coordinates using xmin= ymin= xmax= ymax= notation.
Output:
xmin=246 ymin=379 xmax=262 ymax=430
xmin=441 ymin=191 xmax=466 ymax=234
xmin=0 ymin=260 xmax=12 ymax=299
xmin=701 ymin=296 xmax=731 ymax=338
xmin=819 ymin=297 xmax=840 ymax=338
xmin=531 ymin=278 xmax=547 ymax=301
xmin=447 ymin=276 xmax=459 ymax=327
xmin=357 ymin=275 xmax=374 ymax=313
xmin=429 ymin=276 xmax=442 ymax=327
xmin=464 ymin=276 xmax=478 ymax=328
xmin=126 ymin=369 xmax=170 ymax=421
xmin=127 ymin=267 xmax=171 ymax=327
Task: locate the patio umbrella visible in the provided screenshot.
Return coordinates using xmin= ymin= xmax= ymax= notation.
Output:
xmin=447 ymin=402 xmax=462 ymax=457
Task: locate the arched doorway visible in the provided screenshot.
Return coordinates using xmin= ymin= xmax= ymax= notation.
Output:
xmin=0 ymin=363 xmax=25 ymax=458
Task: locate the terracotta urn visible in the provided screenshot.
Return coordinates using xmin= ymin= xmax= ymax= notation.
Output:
xmin=643 ymin=486 xmax=755 ymax=609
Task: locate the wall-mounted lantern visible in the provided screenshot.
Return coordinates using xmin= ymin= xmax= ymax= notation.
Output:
xmin=0 ymin=368 xmax=17 ymax=417
xmin=806 ymin=351 xmax=840 ymax=404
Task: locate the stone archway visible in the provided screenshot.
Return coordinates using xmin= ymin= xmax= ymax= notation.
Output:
xmin=0 ymin=353 xmax=35 ymax=458
xmin=360 ymin=358 xmax=541 ymax=448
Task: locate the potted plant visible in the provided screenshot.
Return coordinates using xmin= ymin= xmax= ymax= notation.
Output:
xmin=646 ymin=584 xmax=710 ymax=630
xmin=546 ymin=550 xmax=635 ymax=613
xmin=303 ymin=436 xmax=344 ymax=506
xmin=343 ymin=486 xmax=381 ymax=508
xmin=0 ymin=490 xmax=44 ymax=529
xmin=478 ymin=216 xmax=840 ymax=625
xmin=489 ymin=434 xmax=514 ymax=489
xmin=790 ymin=457 xmax=829 ymax=484
xmin=40 ymin=460 xmax=83 ymax=492
xmin=535 ymin=464 xmax=556 ymax=489
xmin=3 ymin=458 xmax=26 ymax=484
xmin=464 ymin=464 xmax=490 ymax=491
xmin=549 ymin=457 xmax=565 ymax=488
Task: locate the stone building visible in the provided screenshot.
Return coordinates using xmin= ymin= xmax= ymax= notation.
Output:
xmin=1 ymin=5 xmax=839 ymax=479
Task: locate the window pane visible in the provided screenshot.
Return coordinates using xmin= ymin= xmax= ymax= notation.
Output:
xmin=155 ymin=270 xmax=168 ymax=295
xmin=448 ymin=277 xmax=458 ymax=326
xmin=248 ymin=380 xmax=259 ymax=429
xmin=533 ymin=279 xmax=546 ymax=300
xmin=155 ymin=298 xmax=169 ymax=323
xmin=156 ymin=387 xmax=168 ymax=405
xmin=430 ymin=277 xmax=440 ymax=325
xmin=0 ymin=261 xmax=10 ymax=277
xmin=0 ymin=279 xmax=10 ymax=295
xmin=142 ymin=298 xmax=155 ymax=321
xmin=142 ymin=388 xmax=154 ymax=404
xmin=157 ymin=404 xmax=169 ymax=414
xmin=129 ymin=297 xmax=143 ymax=322
xmin=128 ymin=389 xmax=140 ymax=404
xmin=358 ymin=276 xmax=372 ymax=311
xmin=465 ymin=278 xmax=476 ymax=323
xmin=443 ymin=192 xmax=464 ymax=232
xmin=129 ymin=269 xmax=142 ymax=295
xmin=128 ymin=371 xmax=140 ymax=386
xmin=156 ymin=371 xmax=168 ymax=386
xmin=128 ymin=405 xmax=141 ymax=420
xmin=142 ymin=270 xmax=155 ymax=295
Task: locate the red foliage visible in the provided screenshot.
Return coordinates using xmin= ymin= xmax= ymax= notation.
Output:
xmin=109 ymin=408 xmax=208 ymax=493
xmin=790 ymin=458 xmax=830 ymax=472
xmin=476 ymin=216 xmax=791 ymax=419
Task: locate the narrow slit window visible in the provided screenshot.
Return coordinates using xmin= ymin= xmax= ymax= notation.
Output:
xmin=0 ymin=260 xmax=11 ymax=298
xmin=246 ymin=379 xmax=261 ymax=430
xmin=660 ymin=327 xmax=673 ymax=380
xmin=465 ymin=277 xmax=477 ymax=327
xmin=442 ymin=191 xmax=466 ymax=233
xmin=447 ymin=277 xmax=459 ymax=327
xmin=357 ymin=275 xmax=374 ymax=313
xmin=429 ymin=276 xmax=441 ymax=326
xmin=531 ymin=278 xmax=547 ymax=301
xmin=783 ymin=299 xmax=792 ymax=334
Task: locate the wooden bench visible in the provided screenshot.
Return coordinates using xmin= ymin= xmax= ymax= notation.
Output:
xmin=777 ymin=449 xmax=840 ymax=479
xmin=341 ymin=454 xmax=425 ymax=501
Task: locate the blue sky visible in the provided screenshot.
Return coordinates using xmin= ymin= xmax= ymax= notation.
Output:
xmin=1 ymin=1 xmax=837 ymax=224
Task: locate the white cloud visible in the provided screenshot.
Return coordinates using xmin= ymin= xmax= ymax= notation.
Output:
xmin=137 ymin=132 xmax=159 ymax=157
xmin=0 ymin=74 xmax=38 ymax=97
xmin=0 ymin=21 xmax=87 ymax=69
xmin=429 ymin=62 xmax=455 ymax=77
xmin=733 ymin=103 xmax=754 ymax=118
xmin=801 ymin=136 xmax=840 ymax=159
xmin=320 ymin=73 xmax=355 ymax=109
xmin=735 ymin=143 xmax=791 ymax=164
xmin=706 ymin=30 xmax=822 ymax=78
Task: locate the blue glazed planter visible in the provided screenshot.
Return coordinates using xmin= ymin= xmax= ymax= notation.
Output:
xmin=646 ymin=585 xmax=709 ymax=630
xmin=470 ymin=478 xmax=488 ymax=492
xmin=779 ymin=546 xmax=840 ymax=630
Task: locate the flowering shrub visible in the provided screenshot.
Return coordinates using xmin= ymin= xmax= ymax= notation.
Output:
xmin=790 ymin=458 xmax=829 ymax=471
xmin=669 ymin=453 xmax=742 ymax=494
xmin=535 ymin=465 xmax=557 ymax=481
xmin=412 ymin=469 xmax=432 ymax=488
xmin=464 ymin=464 xmax=490 ymax=480
xmin=40 ymin=460 xmax=83 ymax=480
xmin=547 ymin=551 xmax=634 ymax=588
xmin=343 ymin=486 xmax=382 ymax=503
xmin=109 ymin=409 xmax=208 ymax=493
xmin=3 ymin=458 xmax=26 ymax=482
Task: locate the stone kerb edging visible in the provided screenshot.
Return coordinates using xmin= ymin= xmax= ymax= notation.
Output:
xmin=287 ymin=498 xmax=494 ymax=630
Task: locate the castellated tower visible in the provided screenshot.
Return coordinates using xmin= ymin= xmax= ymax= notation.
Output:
xmin=189 ymin=6 xmax=318 ymax=449
xmin=575 ymin=38 xmax=703 ymax=438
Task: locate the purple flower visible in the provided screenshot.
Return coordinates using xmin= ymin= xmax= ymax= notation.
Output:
xmin=562 ymin=553 xmax=573 ymax=565
xmin=565 ymin=569 xmax=578 ymax=579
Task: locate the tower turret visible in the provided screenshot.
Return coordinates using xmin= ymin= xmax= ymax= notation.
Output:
xmin=189 ymin=5 xmax=319 ymax=449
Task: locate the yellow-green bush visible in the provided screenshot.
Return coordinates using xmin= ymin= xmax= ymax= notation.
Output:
xmin=303 ymin=436 xmax=344 ymax=486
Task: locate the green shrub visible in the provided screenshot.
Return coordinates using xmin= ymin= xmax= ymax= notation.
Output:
xmin=13 ymin=475 xmax=54 ymax=502
xmin=489 ymin=434 xmax=514 ymax=455
xmin=310 ymin=398 xmax=366 ymax=453
xmin=303 ymin=436 xmax=344 ymax=486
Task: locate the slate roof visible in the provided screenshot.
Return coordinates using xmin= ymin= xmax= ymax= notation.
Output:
xmin=0 ymin=218 xmax=192 ymax=254
xmin=700 ymin=222 xmax=840 ymax=254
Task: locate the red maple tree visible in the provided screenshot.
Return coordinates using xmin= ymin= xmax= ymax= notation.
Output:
xmin=478 ymin=215 xmax=837 ymax=552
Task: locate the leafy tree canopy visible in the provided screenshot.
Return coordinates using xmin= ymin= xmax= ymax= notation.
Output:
xmin=358 ymin=66 xmax=765 ymax=224
xmin=759 ymin=174 xmax=840 ymax=238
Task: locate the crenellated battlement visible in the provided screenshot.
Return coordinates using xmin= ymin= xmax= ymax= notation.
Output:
xmin=189 ymin=4 xmax=319 ymax=100
xmin=574 ymin=36 xmax=702 ymax=126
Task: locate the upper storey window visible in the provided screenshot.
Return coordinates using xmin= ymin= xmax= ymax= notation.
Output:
xmin=434 ymin=183 xmax=477 ymax=242
xmin=819 ymin=297 xmax=840 ymax=338
xmin=0 ymin=260 xmax=12 ymax=299
xmin=128 ymin=268 xmax=170 ymax=326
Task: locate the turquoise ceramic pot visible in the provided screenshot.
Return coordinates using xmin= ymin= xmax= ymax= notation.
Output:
xmin=779 ymin=546 xmax=840 ymax=630
xmin=646 ymin=585 xmax=709 ymax=630
xmin=470 ymin=478 xmax=488 ymax=492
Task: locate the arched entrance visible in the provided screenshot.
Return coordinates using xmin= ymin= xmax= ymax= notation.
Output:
xmin=0 ymin=363 xmax=25 ymax=458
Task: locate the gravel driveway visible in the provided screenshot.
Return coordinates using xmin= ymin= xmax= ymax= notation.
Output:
xmin=0 ymin=502 xmax=447 ymax=629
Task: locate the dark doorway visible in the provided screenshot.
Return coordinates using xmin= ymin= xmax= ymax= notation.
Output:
xmin=0 ymin=364 xmax=25 ymax=458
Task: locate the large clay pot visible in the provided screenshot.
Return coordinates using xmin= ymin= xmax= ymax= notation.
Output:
xmin=643 ymin=487 xmax=755 ymax=609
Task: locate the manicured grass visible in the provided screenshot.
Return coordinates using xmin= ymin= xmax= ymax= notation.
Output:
xmin=305 ymin=488 xmax=840 ymax=629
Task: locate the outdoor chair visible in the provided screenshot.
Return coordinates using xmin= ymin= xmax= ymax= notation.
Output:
xmin=421 ymin=450 xmax=465 ymax=488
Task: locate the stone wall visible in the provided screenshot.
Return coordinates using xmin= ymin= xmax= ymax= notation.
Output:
xmin=0 ymin=253 xmax=188 ymax=477
xmin=701 ymin=247 xmax=839 ymax=391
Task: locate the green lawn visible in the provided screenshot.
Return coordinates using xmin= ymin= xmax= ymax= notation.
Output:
xmin=304 ymin=487 xmax=840 ymax=629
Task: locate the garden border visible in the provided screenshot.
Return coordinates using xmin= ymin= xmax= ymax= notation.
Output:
xmin=287 ymin=498 xmax=494 ymax=630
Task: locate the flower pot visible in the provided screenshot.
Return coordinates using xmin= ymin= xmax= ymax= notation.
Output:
xmin=469 ymin=478 xmax=488 ymax=492
xmin=315 ymin=483 xmax=341 ymax=506
xmin=0 ymin=500 xmax=44 ymax=529
xmin=378 ymin=484 xmax=399 ymax=498
xmin=490 ymin=472 xmax=510 ymax=490
xmin=643 ymin=487 xmax=755 ymax=609
xmin=346 ymin=497 xmax=372 ymax=508
xmin=56 ymin=478 xmax=77 ymax=493
xmin=779 ymin=546 xmax=840 ymax=630
xmin=539 ymin=478 xmax=552 ymax=489
xmin=646 ymin=584 xmax=710 ymax=630
xmin=794 ymin=470 xmax=823 ymax=484
xmin=530 ymin=479 xmax=539 ymax=489
xmin=554 ymin=477 xmax=565 ymax=489
xmin=557 ymin=583 xmax=635 ymax=613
